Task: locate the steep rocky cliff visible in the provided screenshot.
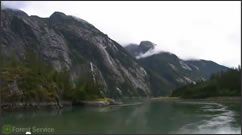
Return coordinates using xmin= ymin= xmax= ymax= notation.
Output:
xmin=1 ymin=9 xmax=151 ymax=98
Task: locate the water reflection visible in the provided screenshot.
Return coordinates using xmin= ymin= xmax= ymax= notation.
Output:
xmin=176 ymin=103 xmax=241 ymax=134
xmin=1 ymin=100 xmax=241 ymax=134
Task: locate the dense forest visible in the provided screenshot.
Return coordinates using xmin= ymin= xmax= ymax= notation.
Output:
xmin=0 ymin=49 xmax=104 ymax=103
xmin=171 ymin=67 xmax=241 ymax=98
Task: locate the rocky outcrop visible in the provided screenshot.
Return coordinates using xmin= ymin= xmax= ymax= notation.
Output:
xmin=139 ymin=41 xmax=156 ymax=53
xmin=125 ymin=41 xmax=156 ymax=57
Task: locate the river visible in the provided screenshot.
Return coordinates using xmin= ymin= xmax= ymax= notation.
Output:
xmin=1 ymin=98 xmax=241 ymax=134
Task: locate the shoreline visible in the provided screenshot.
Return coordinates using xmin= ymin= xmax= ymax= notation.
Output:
xmin=1 ymin=101 xmax=72 ymax=112
xmin=1 ymin=96 xmax=240 ymax=112
xmin=1 ymin=99 xmax=122 ymax=112
xmin=150 ymin=96 xmax=241 ymax=103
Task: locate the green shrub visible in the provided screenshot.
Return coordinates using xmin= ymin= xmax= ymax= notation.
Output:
xmin=1 ymin=48 xmax=104 ymax=103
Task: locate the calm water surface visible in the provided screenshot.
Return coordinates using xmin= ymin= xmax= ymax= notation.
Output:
xmin=2 ymin=99 xmax=241 ymax=134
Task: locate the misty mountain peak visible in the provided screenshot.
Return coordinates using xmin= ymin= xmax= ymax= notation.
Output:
xmin=139 ymin=41 xmax=156 ymax=51
xmin=124 ymin=41 xmax=156 ymax=57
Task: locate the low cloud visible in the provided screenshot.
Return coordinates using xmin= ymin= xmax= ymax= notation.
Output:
xmin=1 ymin=1 xmax=240 ymax=68
xmin=2 ymin=1 xmax=28 ymax=10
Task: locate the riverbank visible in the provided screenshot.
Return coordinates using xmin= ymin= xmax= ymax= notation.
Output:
xmin=2 ymin=96 xmax=240 ymax=112
xmin=1 ymin=101 xmax=72 ymax=111
xmin=151 ymin=96 xmax=240 ymax=103
xmin=1 ymin=98 xmax=123 ymax=112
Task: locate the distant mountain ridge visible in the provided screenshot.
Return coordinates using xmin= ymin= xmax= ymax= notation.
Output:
xmin=125 ymin=41 xmax=229 ymax=95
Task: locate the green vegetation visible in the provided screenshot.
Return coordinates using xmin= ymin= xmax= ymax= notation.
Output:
xmin=0 ymin=49 xmax=104 ymax=103
xmin=171 ymin=67 xmax=241 ymax=98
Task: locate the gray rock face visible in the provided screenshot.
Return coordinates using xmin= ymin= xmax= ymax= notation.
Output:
xmin=1 ymin=9 xmax=71 ymax=71
xmin=1 ymin=9 xmax=151 ymax=98
xmin=184 ymin=60 xmax=229 ymax=79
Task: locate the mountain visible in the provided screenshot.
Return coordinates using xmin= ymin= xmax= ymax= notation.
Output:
xmin=1 ymin=9 xmax=151 ymax=101
xmin=184 ymin=60 xmax=229 ymax=79
xmin=125 ymin=41 xmax=229 ymax=95
xmin=1 ymin=9 xmax=230 ymax=103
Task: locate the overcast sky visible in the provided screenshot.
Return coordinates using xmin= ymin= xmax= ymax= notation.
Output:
xmin=2 ymin=1 xmax=241 ymax=68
